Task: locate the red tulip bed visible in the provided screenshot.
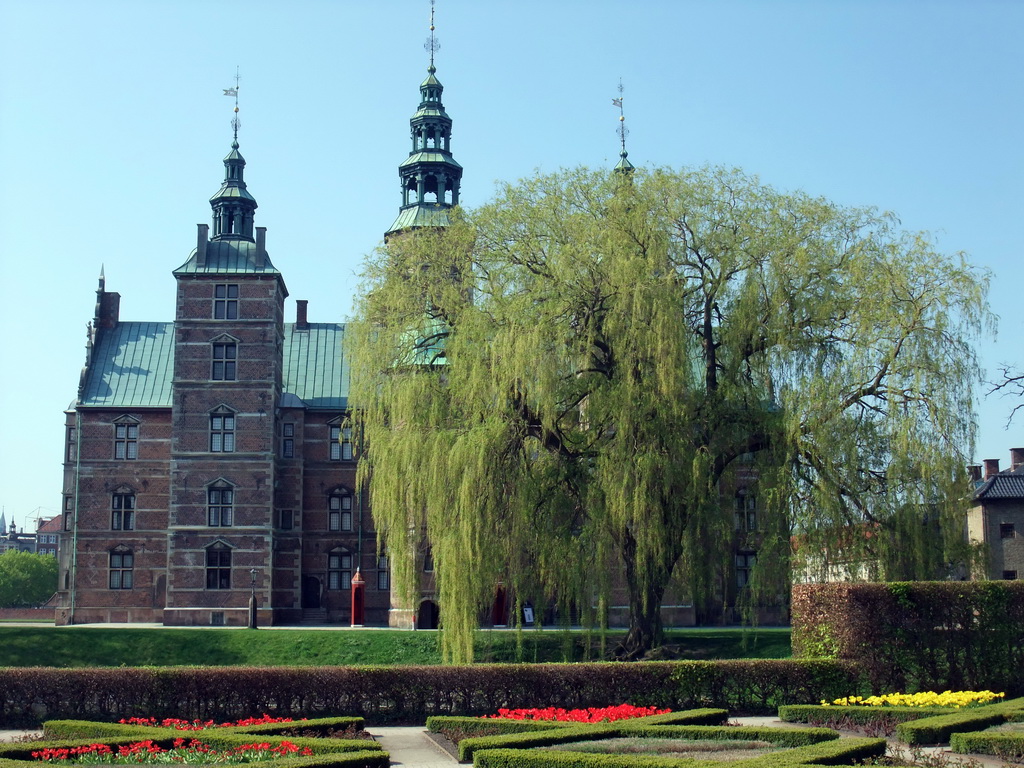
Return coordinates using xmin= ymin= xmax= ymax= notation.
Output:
xmin=484 ymin=705 xmax=670 ymax=722
xmin=31 ymin=738 xmax=313 ymax=764
xmin=0 ymin=715 xmax=387 ymax=768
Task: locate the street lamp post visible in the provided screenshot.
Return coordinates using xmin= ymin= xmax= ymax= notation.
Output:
xmin=248 ymin=568 xmax=258 ymax=629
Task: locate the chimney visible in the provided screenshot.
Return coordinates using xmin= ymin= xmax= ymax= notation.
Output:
xmin=98 ymin=291 xmax=121 ymax=329
xmin=255 ymin=227 xmax=267 ymax=269
xmin=196 ymin=224 xmax=209 ymax=267
xmin=1011 ymin=448 xmax=1024 ymax=470
xmin=983 ymin=458 xmax=1000 ymax=480
xmin=296 ymin=300 xmax=309 ymax=330
xmin=967 ymin=465 xmax=982 ymax=483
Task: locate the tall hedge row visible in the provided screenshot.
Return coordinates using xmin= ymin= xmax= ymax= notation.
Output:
xmin=791 ymin=581 xmax=1024 ymax=693
xmin=0 ymin=660 xmax=859 ymax=727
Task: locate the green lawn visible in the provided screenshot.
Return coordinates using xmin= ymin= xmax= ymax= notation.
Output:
xmin=0 ymin=626 xmax=790 ymax=667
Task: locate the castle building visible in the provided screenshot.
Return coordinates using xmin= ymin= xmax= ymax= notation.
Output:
xmin=55 ymin=51 xmax=462 ymax=627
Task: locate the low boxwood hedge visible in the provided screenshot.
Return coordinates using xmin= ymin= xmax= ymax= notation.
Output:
xmin=950 ymin=730 xmax=1024 ymax=760
xmin=456 ymin=722 xmax=838 ymax=763
xmin=427 ymin=709 xmax=729 ymax=744
xmin=894 ymin=697 xmax=1024 ymax=745
xmin=0 ymin=717 xmax=387 ymax=768
xmin=472 ymin=736 xmax=886 ymax=768
xmin=777 ymin=704 xmax=954 ymax=727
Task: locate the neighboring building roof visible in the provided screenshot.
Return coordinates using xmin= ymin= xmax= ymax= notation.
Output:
xmin=173 ymin=239 xmax=282 ymax=277
xmin=79 ymin=322 xmax=175 ymax=407
xmin=973 ymin=465 xmax=1024 ymax=501
xmin=78 ymin=321 xmax=349 ymax=411
xmin=37 ymin=517 xmax=62 ymax=534
xmin=282 ymin=323 xmax=349 ymax=410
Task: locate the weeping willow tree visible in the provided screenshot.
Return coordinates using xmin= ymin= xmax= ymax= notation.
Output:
xmin=348 ymin=166 xmax=990 ymax=662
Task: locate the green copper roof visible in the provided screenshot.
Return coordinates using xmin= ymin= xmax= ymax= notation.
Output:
xmin=79 ymin=322 xmax=175 ymax=407
xmin=282 ymin=323 xmax=349 ymax=409
xmin=78 ymin=322 xmax=348 ymax=411
xmin=173 ymin=240 xmax=283 ymax=277
xmin=399 ymin=151 xmax=463 ymax=169
xmin=387 ymin=205 xmax=453 ymax=234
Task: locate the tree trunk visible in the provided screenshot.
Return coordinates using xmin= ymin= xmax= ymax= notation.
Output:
xmin=615 ymin=527 xmax=677 ymax=660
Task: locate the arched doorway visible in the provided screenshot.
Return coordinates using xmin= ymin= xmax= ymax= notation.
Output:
xmin=301 ymin=576 xmax=322 ymax=610
xmin=417 ymin=599 xmax=439 ymax=629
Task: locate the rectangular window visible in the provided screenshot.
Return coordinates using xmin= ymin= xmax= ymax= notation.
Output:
xmin=210 ymin=413 xmax=235 ymax=452
xmin=208 ymin=488 xmax=234 ymax=526
xmin=66 ymin=427 xmax=77 ymax=461
xmin=114 ymin=423 xmax=139 ymax=459
xmin=328 ymin=552 xmax=352 ymax=590
xmin=1000 ymin=523 xmax=1016 ymax=539
xmin=212 ymin=343 xmax=237 ymax=381
xmin=111 ymin=493 xmax=135 ymax=530
xmin=281 ymin=423 xmax=294 ymax=458
xmin=329 ymin=495 xmax=353 ymax=532
xmin=377 ymin=555 xmax=390 ymax=591
xmin=206 ymin=548 xmax=231 ymax=589
xmin=330 ymin=426 xmax=353 ymax=461
xmin=1003 ymin=570 xmax=1018 ymax=580
xmin=279 ymin=509 xmax=293 ymax=530
xmin=214 ymin=284 xmax=239 ymax=319
xmin=423 ymin=548 xmax=434 ymax=572
xmin=109 ymin=552 xmax=134 ymax=589
xmin=736 ymin=552 xmax=756 ymax=588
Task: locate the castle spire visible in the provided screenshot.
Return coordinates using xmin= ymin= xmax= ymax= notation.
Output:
xmin=386 ymin=1 xmax=463 ymax=237
xmin=210 ymin=70 xmax=258 ymax=242
xmin=612 ymin=79 xmax=634 ymax=174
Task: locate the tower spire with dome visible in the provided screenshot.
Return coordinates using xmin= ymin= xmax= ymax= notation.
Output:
xmin=386 ymin=0 xmax=463 ymax=238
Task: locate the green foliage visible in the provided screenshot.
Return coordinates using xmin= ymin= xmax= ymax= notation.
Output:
xmin=950 ymin=729 xmax=1024 ymax=760
xmin=791 ymin=582 xmax=1024 ymax=692
xmin=0 ymin=660 xmax=855 ymax=727
xmin=0 ymin=551 xmax=58 ymax=608
xmin=349 ymin=166 xmax=991 ymax=662
xmin=0 ymin=627 xmax=788 ymax=668
xmin=458 ymin=722 xmax=836 ymax=763
xmin=427 ymin=710 xmax=728 ymax=745
xmin=777 ymin=704 xmax=953 ymax=726
xmin=894 ymin=697 xmax=1024 ymax=745
xmin=473 ymin=737 xmax=888 ymax=768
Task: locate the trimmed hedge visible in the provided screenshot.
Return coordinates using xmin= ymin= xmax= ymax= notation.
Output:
xmin=472 ymin=737 xmax=887 ymax=768
xmin=792 ymin=582 xmax=1024 ymax=693
xmin=950 ymin=730 xmax=1024 ymax=760
xmin=426 ymin=709 xmax=729 ymax=743
xmin=777 ymin=704 xmax=954 ymax=727
xmin=0 ymin=661 xmax=861 ymax=727
xmin=457 ymin=722 xmax=837 ymax=763
xmin=893 ymin=697 xmax=1024 ymax=745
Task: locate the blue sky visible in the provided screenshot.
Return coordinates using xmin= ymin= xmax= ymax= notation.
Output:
xmin=0 ymin=0 xmax=1021 ymax=528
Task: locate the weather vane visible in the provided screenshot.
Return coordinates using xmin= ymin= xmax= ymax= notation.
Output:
xmin=223 ymin=67 xmax=241 ymax=144
xmin=425 ymin=0 xmax=439 ymax=68
xmin=612 ymin=79 xmax=629 ymax=156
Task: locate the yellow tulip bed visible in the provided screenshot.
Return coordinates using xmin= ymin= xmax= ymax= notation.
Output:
xmin=822 ymin=691 xmax=1005 ymax=709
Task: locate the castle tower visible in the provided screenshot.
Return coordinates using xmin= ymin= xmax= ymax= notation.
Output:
xmin=386 ymin=5 xmax=463 ymax=237
xmin=165 ymin=111 xmax=287 ymax=625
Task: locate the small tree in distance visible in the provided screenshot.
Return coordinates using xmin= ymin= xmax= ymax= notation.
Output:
xmin=348 ymin=166 xmax=991 ymax=662
xmin=0 ymin=550 xmax=59 ymax=608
